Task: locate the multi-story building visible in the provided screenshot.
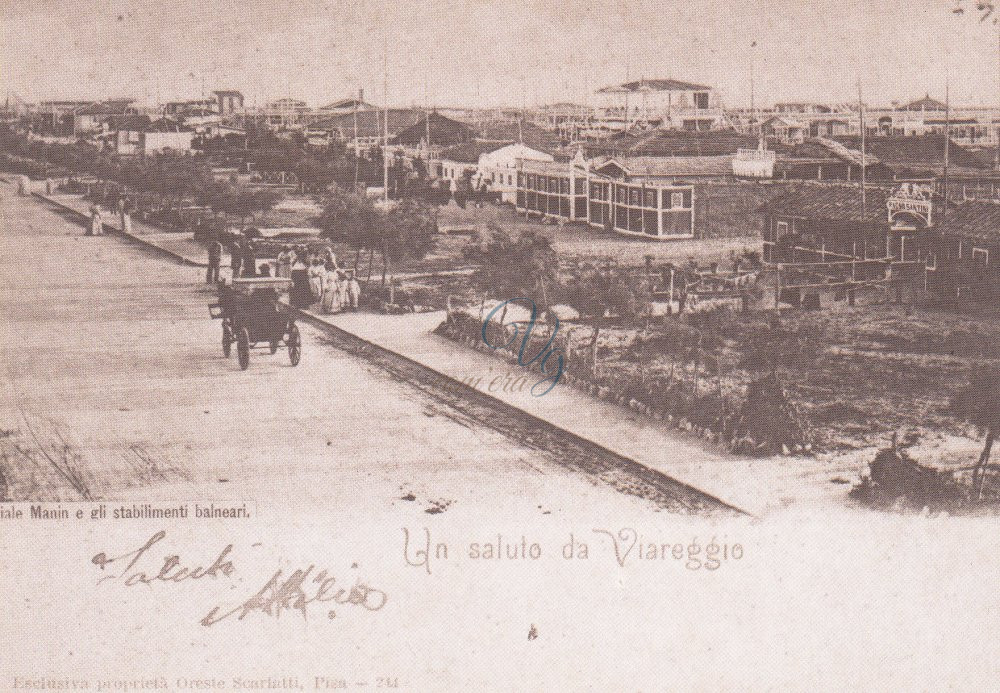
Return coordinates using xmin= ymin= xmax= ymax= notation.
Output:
xmin=515 ymin=152 xmax=696 ymax=239
xmin=593 ymin=78 xmax=724 ymax=131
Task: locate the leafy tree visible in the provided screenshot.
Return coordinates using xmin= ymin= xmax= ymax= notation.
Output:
xmin=317 ymin=186 xmax=381 ymax=247
xmin=465 ymin=224 xmax=558 ymax=323
xmin=380 ymin=198 xmax=438 ymax=286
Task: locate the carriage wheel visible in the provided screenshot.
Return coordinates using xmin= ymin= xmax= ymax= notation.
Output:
xmin=236 ymin=327 xmax=250 ymax=370
xmin=287 ymin=324 xmax=301 ymax=366
xmin=222 ymin=321 xmax=233 ymax=357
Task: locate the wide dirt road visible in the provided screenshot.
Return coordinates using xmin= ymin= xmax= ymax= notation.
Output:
xmin=0 ymin=183 xmax=673 ymax=521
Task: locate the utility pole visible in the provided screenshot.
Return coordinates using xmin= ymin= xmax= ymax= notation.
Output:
xmin=943 ymin=73 xmax=951 ymax=219
xmin=383 ymin=31 xmax=389 ymax=205
xmin=750 ymin=40 xmax=757 ymax=135
xmin=858 ymin=78 xmax=866 ymax=226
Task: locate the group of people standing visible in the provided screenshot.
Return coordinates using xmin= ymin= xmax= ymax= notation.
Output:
xmin=86 ymin=193 xmax=135 ymax=238
xmin=205 ymin=239 xmax=362 ymax=313
xmin=226 ymin=236 xmax=259 ymax=280
xmin=278 ymin=245 xmax=361 ymax=314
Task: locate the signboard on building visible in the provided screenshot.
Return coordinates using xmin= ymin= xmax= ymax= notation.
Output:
xmin=887 ymin=182 xmax=933 ymax=226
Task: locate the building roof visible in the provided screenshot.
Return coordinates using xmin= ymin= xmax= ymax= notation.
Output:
xmin=797 ymin=138 xmax=878 ymax=166
xmin=76 ymin=100 xmax=136 ymax=116
xmin=596 ymin=155 xmax=734 ymax=179
xmin=832 ymin=134 xmax=987 ymax=172
xmin=310 ymin=109 xmax=426 ymax=138
xmin=762 ymin=115 xmax=806 ymax=128
xmin=319 ymin=97 xmax=376 ymax=111
xmin=937 ymin=200 xmax=1000 ymax=241
xmin=759 ymin=183 xmax=892 ymax=224
xmin=587 ymin=128 xmax=756 ymax=157
xmin=597 ymin=78 xmax=712 ymax=93
xmin=438 ymin=141 xmax=507 ymax=163
xmin=900 ymin=94 xmax=947 ymax=111
xmin=117 ymin=116 xmax=189 ymax=133
xmin=392 ymin=112 xmax=475 ymax=147
xmin=473 ymin=120 xmax=562 ymax=152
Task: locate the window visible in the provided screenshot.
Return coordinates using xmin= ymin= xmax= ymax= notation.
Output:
xmin=776 ymin=221 xmax=789 ymax=239
xmin=644 ymin=190 xmax=657 ymax=208
xmin=926 ymin=253 xmax=937 ymax=270
xmin=671 ymin=192 xmax=685 ymax=209
xmin=973 ymin=247 xmax=990 ymax=266
xmin=694 ymin=92 xmax=710 ymax=110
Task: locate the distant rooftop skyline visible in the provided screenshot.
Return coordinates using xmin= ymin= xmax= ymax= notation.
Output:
xmin=4 ymin=0 xmax=1000 ymax=110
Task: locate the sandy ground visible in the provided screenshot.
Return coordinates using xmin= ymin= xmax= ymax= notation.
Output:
xmin=0 ymin=182 xmax=659 ymax=521
xmin=5 ymin=181 xmax=1000 ymax=690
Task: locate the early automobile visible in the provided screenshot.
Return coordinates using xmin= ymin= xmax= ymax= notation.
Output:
xmin=208 ymin=277 xmax=301 ymax=370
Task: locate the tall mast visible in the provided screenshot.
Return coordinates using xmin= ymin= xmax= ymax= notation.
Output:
xmin=352 ymin=88 xmax=360 ymax=188
xmin=943 ymin=74 xmax=950 ymax=219
xmin=858 ymin=79 xmax=866 ymax=225
xmin=382 ymin=32 xmax=389 ymax=205
xmin=750 ymin=40 xmax=757 ymax=136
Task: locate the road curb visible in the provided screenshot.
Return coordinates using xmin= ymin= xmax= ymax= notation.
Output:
xmin=290 ymin=306 xmax=751 ymax=517
xmin=32 ymin=192 xmax=206 ymax=267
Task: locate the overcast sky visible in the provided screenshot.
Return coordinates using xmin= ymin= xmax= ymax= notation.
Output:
xmin=2 ymin=0 xmax=1000 ymax=109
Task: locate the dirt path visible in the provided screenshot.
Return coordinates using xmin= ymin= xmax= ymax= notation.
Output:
xmin=0 ymin=183 xmax=731 ymax=518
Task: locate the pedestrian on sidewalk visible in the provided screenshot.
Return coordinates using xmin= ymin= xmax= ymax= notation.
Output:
xmin=229 ymin=236 xmax=243 ymax=279
xmin=120 ymin=195 xmax=134 ymax=235
xmin=345 ymin=269 xmax=361 ymax=311
xmin=308 ymin=258 xmax=325 ymax=302
xmin=206 ymin=238 xmax=223 ymax=283
xmin=321 ymin=261 xmax=341 ymax=313
xmin=276 ymin=246 xmax=292 ymax=279
xmin=89 ymin=203 xmax=103 ymax=236
xmin=290 ymin=251 xmax=312 ymax=308
xmin=242 ymin=239 xmax=257 ymax=277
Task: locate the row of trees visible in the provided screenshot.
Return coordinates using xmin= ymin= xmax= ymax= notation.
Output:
xmin=0 ymin=127 xmax=284 ymax=228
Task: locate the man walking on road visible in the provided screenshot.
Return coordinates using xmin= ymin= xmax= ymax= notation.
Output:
xmin=206 ymin=238 xmax=223 ymax=283
xmin=229 ymin=236 xmax=243 ymax=279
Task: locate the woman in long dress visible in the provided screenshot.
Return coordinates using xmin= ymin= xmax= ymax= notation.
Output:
xmin=276 ymin=246 xmax=292 ymax=278
xmin=336 ymin=269 xmax=350 ymax=310
xmin=290 ymin=252 xmax=312 ymax=308
xmin=308 ymin=258 xmax=325 ymax=302
xmin=321 ymin=262 xmax=341 ymax=314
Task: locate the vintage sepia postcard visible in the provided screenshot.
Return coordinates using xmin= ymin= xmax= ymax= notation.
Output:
xmin=4 ymin=0 xmax=1000 ymax=689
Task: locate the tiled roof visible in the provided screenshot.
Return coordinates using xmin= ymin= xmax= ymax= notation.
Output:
xmin=473 ymin=120 xmax=562 ymax=152
xmin=597 ymin=155 xmax=734 ymax=178
xmin=438 ymin=141 xmax=506 ymax=163
xmin=586 ymin=129 xmax=756 ymax=157
xmin=597 ymin=78 xmax=711 ymax=93
xmin=76 ymin=100 xmax=136 ymax=116
xmin=310 ymin=109 xmax=425 ymax=138
xmin=759 ymin=183 xmax=892 ymax=224
xmin=319 ymin=98 xmax=375 ymax=110
xmin=901 ymin=95 xmax=947 ymax=111
xmin=832 ymin=135 xmax=987 ymax=171
xmin=937 ymin=200 xmax=1000 ymax=241
xmin=393 ymin=112 xmax=474 ymax=146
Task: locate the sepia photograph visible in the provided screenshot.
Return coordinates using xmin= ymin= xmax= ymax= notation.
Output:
xmin=3 ymin=0 xmax=1000 ymax=689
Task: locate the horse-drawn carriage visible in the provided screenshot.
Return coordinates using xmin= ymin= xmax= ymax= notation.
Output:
xmin=208 ymin=278 xmax=301 ymax=370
